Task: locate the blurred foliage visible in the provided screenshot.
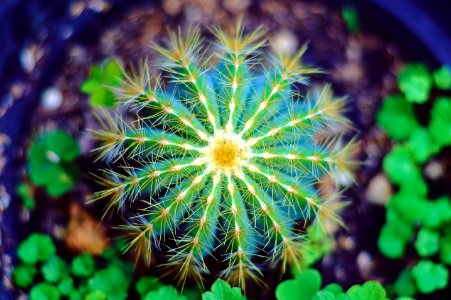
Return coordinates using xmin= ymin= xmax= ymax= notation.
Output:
xmin=397 ymin=63 xmax=432 ymax=104
xmin=377 ymin=64 xmax=451 ymax=297
xmin=13 ymin=233 xmax=202 ymax=300
xmin=81 ymin=59 xmax=123 ymax=108
xmin=202 ymin=280 xmax=245 ymax=300
xmin=28 ymin=129 xmax=80 ymax=197
xmin=275 ymin=268 xmax=411 ymax=300
xmin=376 ymin=95 xmax=418 ymax=141
xmin=342 ymin=6 xmax=360 ymax=34
xmin=433 ymin=66 xmax=451 ymax=90
xmin=17 ymin=182 xmax=35 ymax=209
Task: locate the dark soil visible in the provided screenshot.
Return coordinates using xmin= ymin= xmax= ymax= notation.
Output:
xmin=2 ymin=0 xmax=449 ymax=299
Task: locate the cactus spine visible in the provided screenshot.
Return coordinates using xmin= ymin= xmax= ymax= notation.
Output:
xmin=92 ymin=22 xmax=354 ymax=290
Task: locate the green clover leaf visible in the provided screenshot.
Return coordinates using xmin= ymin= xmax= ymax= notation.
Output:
xmin=30 ymin=282 xmax=61 ymax=300
xmin=203 ymin=279 xmax=245 ymax=300
xmin=342 ymin=6 xmax=360 ymax=33
xmin=378 ymin=223 xmax=409 ymax=259
xmin=346 ymin=281 xmax=387 ymax=300
xmin=433 ymin=66 xmax=451 ymax=90
xmin=57 ymin=276 xmax=75 ymax=296
xmin=145 ymin=285 xmax=187 ymax=300
xmin=376 ymin=95 xmax=418 ymax=141
xmin=429 ymin=97 xmax=451 ymax=148
xmin=411 ymin=260 xmax=449 ymax=293
xmin=136 ymin=276 xmax=163 ymax=296
xmin=398 ymin=63 xmax=432 ymax=104
xmin=313 ymin=290 xmax=337 ymax=300
xmin=414 ymin=228 xmax=440 ymax=257
xmin=394 ymin=269 xmax=416 ymax=297
xmin=440 ymin=232 xmax=451 ymax=265
xmin=13 ymin=264 xmax=37 ymax=288
xmin=421 ymin=197 xmax=451 ymax=228
xmin=71 ymin=253 xmax=95 ymax=277
xmin=42 ymin=255 xmax=67 ymax=283
xmin=407 ymin=127 xmax=439 ymax=163
xmin=383 ymin=146 xmax=420 ymax=185
xmin=81 ymin=59 xmax=123 ymax=108
xmin=17 ymin=182 xmax=35 ymax=209
xmin=18 ymin=233 xmax=56 ymax=265
xmin=88 ymin=265 xmax=130 ymax=300
xmin=28 ymin=130 xmax=80 ymax=197
xmin=276 ymin=269 xmax=322 ymax=300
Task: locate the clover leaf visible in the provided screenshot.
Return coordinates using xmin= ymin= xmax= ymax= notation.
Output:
xmin=81 ymin=59 xmax=123 ymax=108
xmin=382 ymin=146 xmax=420 ymax=185
xmin=71 ymin=253 xmax=95 ymax=277
xmin=429 ymin=97 xmax=451 ymax=148
xmin=342 ymin=6 xmax=360 ymax=33
xmin=86 ymin=290 xmax=107 ymax=300
xmin=394 ymin=269 xmax=416 ymax=297
xmin=18 ymin=233 xmax=56 ymax=265
xmin=388 ymin=192 xmax=426 ymax=224
xmin=203 ymin=279 xmax=245 ymax=300
xmin=313 ymin=290 xmax=336 ymax=300
xmin=440 ymin=232 xmax=451 ymax=265
xmin=13 ymin=264 xmax=37 ymax=288
xmin=276 ymin=269 xmax=322 ymax=300
xmin=323 ymin=283 xmax=344 ymax=295
xmin=57 ymin=276 xmax=75 ymax=296
xmin=398 ymin=63 xmax=432 ymax=103
xmin=421 ymin=197 xmax=451 ymax=228
xmin=433 ymin=66 xmax=451 ymax=90
xmin=30 ymin=282 xmax=61 ymax=300
xmin=414 ymin=228 xmax=440 ymax=257
xmin=376 ymin=95 xmax=418 ymax=141
xmin=411 ymin=260 xmax=449 ymax=293
xmin=378 ymin=223 xmax=409 ymax=259
xmin=17 ymin=182 xmax=35 ymax=209
xmin=136 ymin=276 xmax=163 ymax=296
xmin=407 ymin=127 xmax=439 ymax=163
xmin=398 ymin=174 xmax=428 ymax=197
xmin=28 ymin=130 xmax=80 ymax=197
xmin=42 ymin=255 xmax=67 ymax=283
xmin=144 ymin=286 xmax=186 ymax=300
xmin=346 ymin=281 xmax=387 ymax=300
xmin=88 ymin=265 xmax=130 ymax=300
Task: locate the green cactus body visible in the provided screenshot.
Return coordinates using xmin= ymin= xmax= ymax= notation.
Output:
xmin=92 ymin=23 xmax=354 ymax=289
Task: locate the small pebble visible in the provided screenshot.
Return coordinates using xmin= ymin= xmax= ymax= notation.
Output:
xmin=271 ymin=29 xmax=298 ymax=56
xmin=338 ymin=235 xmax=355 ymax=251
xmin=20 ymin=47 xmax=36 ymax=73
xmin=356 ymin=251 xmax=373 ymax=277
xmin=223 ymin=0 xmax=251 ymax=14
xmin=365 ymin=173 xmax=392 ymax=205
xmin=0 ymin=185 xmax=11 ymax=212
xmin=424 ymin=160 xmax=444 ymax=180
xmin=70 ymin=1 xmax=86 ymax=17
xmin=163 ymin=0 xmax=183 ymax=16
xmin=41 ymin=87 xmax=63 ymax=110
xmin=88 ymin=0 xmax=109 ymax=12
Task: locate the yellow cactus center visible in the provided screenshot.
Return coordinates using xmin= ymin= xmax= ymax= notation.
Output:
xmin=207 ymin=131 xmax=249 ymax=173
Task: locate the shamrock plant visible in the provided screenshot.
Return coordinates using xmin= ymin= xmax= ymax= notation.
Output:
xmin=28 ymin=129 xmax=80 ymax=197
xmin=275 ymin=268 xmax=412 ymax=300
xmin=13 ymin=233 xmax=197 ymax=300
xmin=376 ymin=63 xmax=451 ymax=297
xmin=91 ymin=23 xmax=355 ymax=288
xmin=81 ymin=58 xmax=123 ymax=108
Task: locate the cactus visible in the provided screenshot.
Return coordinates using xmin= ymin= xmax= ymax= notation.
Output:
xmin=91 ymin=23 xmax=355 ymax=289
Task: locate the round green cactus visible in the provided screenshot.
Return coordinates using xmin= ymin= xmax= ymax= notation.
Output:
xmin=91 ymin=23 xmax=354 ymax=289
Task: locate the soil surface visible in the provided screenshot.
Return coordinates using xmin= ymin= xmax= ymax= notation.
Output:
xmin=3 ymin=0 xmax=449 ymax=299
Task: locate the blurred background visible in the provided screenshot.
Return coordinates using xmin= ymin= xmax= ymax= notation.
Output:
xmin=1 ymin=1 xmax=451 ymax=299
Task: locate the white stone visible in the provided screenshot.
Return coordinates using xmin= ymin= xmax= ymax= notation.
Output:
xmin=41 ymin=87 xmax=63 ymax=110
